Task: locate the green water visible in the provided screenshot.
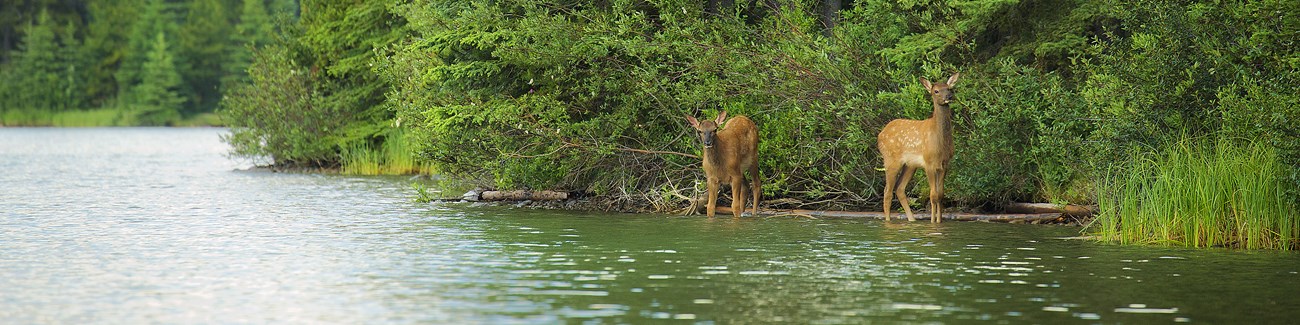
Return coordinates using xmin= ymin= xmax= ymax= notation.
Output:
xmin=402 ymin=207 xmax=1298 ymax=323
xmin=2 ymin=128 xmax=1298 ymax=323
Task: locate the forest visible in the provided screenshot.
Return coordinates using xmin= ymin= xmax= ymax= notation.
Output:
xmin=0 ymin=0 xmax=292 ymax=125
xmin=4 ymin=0 xmax=1297 ymax=247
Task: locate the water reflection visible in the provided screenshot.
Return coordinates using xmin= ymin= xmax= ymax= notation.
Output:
xmin=2 ymin=128 xmax=1299 ymax=323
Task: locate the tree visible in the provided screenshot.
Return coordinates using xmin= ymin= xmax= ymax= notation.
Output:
xmin=83 ymin=0 xmax=142 ymax=107
xmin=177 ymin=0 xmax=232 ymax=114
xmin=2 ymin=10 xmax=61 ymax=112
xmin=116 ymin=0 xmax=177 ymax=106
xmin=131 ymin=30 xmax=185 ymax=125
xmin=224 ymin=0 xmax=273 ymax=87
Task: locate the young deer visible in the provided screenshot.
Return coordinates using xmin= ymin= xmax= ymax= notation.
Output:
xmin=686 ymin=111 xmax=760 ymax=218
xmin=878 ymin=73 xmax=960 ymax=223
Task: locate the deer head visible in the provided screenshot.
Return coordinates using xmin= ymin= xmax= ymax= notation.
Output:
xmin=920 ymin=73 xmax=960 ymax=106
xmin=685 ymin=110 xmax=728 ymax=149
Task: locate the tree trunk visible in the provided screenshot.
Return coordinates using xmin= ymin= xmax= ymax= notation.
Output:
xmin=479 ymin=190 xmax=569 ymax=201
xmin=820 ymin=0 xmax=840 ymax=37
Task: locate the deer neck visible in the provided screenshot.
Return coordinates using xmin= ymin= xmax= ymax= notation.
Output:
xmin=703 ymin=144 xmax=722 ymax=169
xmin=931 ymin=102 xmax=953 ymax=147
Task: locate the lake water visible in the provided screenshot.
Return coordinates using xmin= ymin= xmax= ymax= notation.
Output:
xmin=2 ymin=128 xmax=1298 ymax=323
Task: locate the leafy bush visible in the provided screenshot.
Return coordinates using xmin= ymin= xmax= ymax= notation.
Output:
xmin=220 ymin=44 xmax=340 ymax=166
xmin=376 ymin=0 xmax=1299 ymax=213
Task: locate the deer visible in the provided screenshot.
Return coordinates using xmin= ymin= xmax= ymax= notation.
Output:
xmin=685 ymin=110 xmax=760 ymax=218
xmin=878 ymin=73 xmax=960 ymax=223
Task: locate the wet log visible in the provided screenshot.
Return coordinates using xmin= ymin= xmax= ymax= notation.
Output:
xmin=1004 ymin=203 xmax=1096 ymax=217
xmin=479 ymin=190 xmax=569 ymax=201
xmin=715 ymin=207 xmax=1064 ymax=223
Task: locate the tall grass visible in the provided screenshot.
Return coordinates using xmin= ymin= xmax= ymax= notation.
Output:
xmin=1087 ymin=137 xmax=1300 ymax=250
xmin=2 ymin=109 xmax=221 ymax=127
xmin=341 ymin=128 xmax=435 ymax=175
xmin=3 ymin=109 xmax=123 ymax=126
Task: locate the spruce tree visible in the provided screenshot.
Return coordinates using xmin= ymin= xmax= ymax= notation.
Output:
xmin=116 ymin=0 xmax=176 ymax=107
xmin=57 ymin=20 xmax=87 ymax=111
xmin=224 ymin=0 xmax=274 ymax=87
xmin=132 ymin=30 xmax=185 ymax=125
xmin=84 ymin=0 xmax=142 ymax=108
xmin=5 ymin=10 xmax=60 ymax=112
xmin=178 ymin=0 xmax=231 ymax=114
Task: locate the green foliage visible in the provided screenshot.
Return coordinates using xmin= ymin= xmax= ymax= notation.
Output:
xmin=0 ymin=9 xmax=84 ymax=113
xmin=220 ymin=44 xmax=340 ymax=166
xmin=342 ymin=128 xmax=435 ymax=175
xmin=410 ymin=181 xmax=435 ymax=203
xmin=220 ymin=0 xmax=404 ymax=169
xmin=82 ymin=0 xmax=142 ymax=107
xmin=224 ymin=0 xmax=275 ymax=87
xmin=1088 ymin=137 xmax=1300 ymax=250
xmin=129 ymin=31 xmax=186 ymax=126
xmin=7 ymin=0 xmax=1297 ymax=229
xmin=1 ymin=108 xmax=135 ymax=127
xmin=0 ymin=0 xmax=284 ymax=120
xmin=376 ymin=0 xmax=1300 ymax=215
xmin=178 ymin=0 xmax=233 ymax=114
xmin=116 ymin=0 xmax=179 ymax=106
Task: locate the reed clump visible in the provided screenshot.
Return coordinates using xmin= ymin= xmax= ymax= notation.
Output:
xmin=1087 ymin=137 xmax=1299 ymax=250
xmin=341 ymin=128 xmax=435 ymax=176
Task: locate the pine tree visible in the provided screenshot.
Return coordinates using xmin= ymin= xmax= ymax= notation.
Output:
xmin=178 ymin=0 xmax=231 ymax=114
xmin=84 ymin=0 xmax=142 ymax=107
xmin=56 ymin=20 xmax=86 ymax=111
xmin=4 ymin=10 xmax=60 ymax=111
xmin=224 ymin=0 xmax=274 ymax=87
xmin=132 ymin=30 xmax=184 ymax=125
xmin=116 ymin=0 xmax=177 ymax=106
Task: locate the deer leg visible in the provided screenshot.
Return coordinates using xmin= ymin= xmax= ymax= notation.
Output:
xmin=882 ymin=162 xmax=900 ymax=222
xmin=706 ymin=178 xmax=719 ymax=218
xmin=896 ymin=165 xmax=917 ymax=222
xmin=926 ymin=166 xmax=940 ymax=223
xmin=932 ymin=168 xmax=946 ymax=223
xmin=731 ymin=178 xmax=745 ymax=218
xmin=750 ymin=164 xmax=761 ymax=216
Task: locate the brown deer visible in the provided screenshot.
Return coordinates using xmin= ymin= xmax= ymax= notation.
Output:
xmin=685 ymin=111 xmax=760 ymax=218
xmin=878 ymin=73 xmax=960 ymax=223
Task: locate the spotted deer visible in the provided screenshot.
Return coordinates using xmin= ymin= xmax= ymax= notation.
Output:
xmin=878 ymin=73 xmax=960 ymax=223
xmin=685 ymin=111 xmax=760 ymax=218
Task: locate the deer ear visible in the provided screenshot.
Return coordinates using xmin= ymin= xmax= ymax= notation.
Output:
xmin=947 ymin=73 xmax=960 ymax=87
xmin=920 ymin=77 xmax=933 ymax=91
xmin=685 ymin=115 xmax=701 ymax=129
xmin=714 ymin=110 xmax=728 ymax=125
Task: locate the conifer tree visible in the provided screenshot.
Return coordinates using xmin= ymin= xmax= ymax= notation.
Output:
xmin=132 ymin=30 xmax=185 ymax=125
xmin=178 ymin=0 xmax=232 ymax=114
xmin=4 ymin=10 xmax=60 ymax=111
xmin=224 ymin=0 xmax=274 ymax=86
xmin=116 ymin=0 xmax=176 ymax=107
xmin=84 ymin=0 xmax=142 ymax=107
xmin=56 ymin=20 xmax=87 ymax=111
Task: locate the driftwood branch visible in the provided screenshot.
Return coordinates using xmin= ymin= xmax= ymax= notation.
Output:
xmin=479 ymin=190 xmax=569 ymax=201
xmin=714 ymin=206 xmax=1066 ymax=223
xmin=1003 ymin=203 xmax=1096 ymax=217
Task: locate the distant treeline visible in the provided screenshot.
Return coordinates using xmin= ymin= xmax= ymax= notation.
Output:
xmin=0 ymin=0 xmax=293 ymax=125
xmin=19 ymin=0 xmax=1300 ymax=212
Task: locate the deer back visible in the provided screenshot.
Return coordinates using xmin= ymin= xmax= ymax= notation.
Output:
xmin=706 ymin=115 xmax=758 ymax=180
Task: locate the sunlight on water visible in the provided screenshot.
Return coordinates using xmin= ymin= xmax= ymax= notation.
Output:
xmin=2 ymin=128 xmax=1299 ymax=323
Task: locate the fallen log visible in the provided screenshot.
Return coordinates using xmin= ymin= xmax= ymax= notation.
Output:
xmin=479 ymin=190 xmax=569 ymax=201
xmin=715 ymin=206 xmax=1064 ymax=223
xmin=1003 ymin=202 xmax=1096 ymax=217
